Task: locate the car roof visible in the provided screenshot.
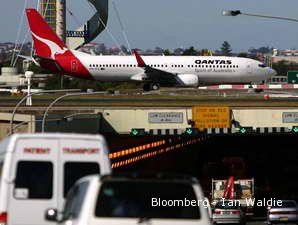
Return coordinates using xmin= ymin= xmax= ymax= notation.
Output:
xmin=101 ymin=172 xmax=199 ymax=184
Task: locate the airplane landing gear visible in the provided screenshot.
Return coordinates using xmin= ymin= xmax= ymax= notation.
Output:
xmin=143 ymin=83 xmax=160 ymax=91
xmin=151 ymin=83 xmax=160 ymax=91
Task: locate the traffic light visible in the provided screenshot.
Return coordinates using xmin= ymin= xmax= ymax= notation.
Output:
xmin=292 ymin=126 xmax=298 ymax=133
xmin=238 ymin=127 xmax=253 ymax=134
xmin=130 ymin=129 xmax=146 ymax=136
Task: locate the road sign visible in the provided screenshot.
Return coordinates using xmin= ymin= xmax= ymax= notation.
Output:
xmin=287 ymin=71 xmax=298 ymax=84
xmin=239 ymin=127 xmax=253 ymax=134
xmin=184 ymin=128 xmax=199 ymax=135
xmin=192 ymin=106 xmax=231 ymax=129
xmin=292 ymin=126 xmax=298 ymax=133
xmin=148 ymin=112 xmax=183 ymax=123
xmin=283 ymin=112 xmax=298 ymax=123
xmin=130 ymin=129 xmax=146 ymax=136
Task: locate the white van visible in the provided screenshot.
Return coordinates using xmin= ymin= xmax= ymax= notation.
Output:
xmin=0 ymin=133 xmax=111 ymax=225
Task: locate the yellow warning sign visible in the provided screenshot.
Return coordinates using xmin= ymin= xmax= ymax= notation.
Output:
xmin=192 ymin=106 xmax=231 ymax=128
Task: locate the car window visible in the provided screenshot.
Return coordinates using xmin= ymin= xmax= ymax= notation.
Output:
xmin=64 ymin=162 xmax=99 ymax=197
xmin=62 ymin=181 xmax=89 ymax=221
xmin=95 ymin=180 xmax=201 ymax=219
xmin=14 ymin=161 xmax=53 ymax=199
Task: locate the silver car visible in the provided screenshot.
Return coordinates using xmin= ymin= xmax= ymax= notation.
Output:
xmin=212 ymin=200 xmax=246 ymax=225
xmin=267 ymin=200 xmax=298 ymax=225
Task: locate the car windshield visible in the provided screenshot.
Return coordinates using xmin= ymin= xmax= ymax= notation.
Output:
xmin=95 ymin=180 xmax=201 ymax=219
xmin=272 ymin=201 xmax=297 ymax=208
xmin=62 ymin=181 xmax=89 ymax=221
xmin=215 ymin=201 xmax=240 ymax=210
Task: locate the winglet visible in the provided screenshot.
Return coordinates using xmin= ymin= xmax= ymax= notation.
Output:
xmin=133 ymin=50 xmax=146 ymax=67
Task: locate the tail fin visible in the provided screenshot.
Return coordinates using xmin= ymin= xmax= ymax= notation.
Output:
xmin=26 ymin=8 xmax=68 ymax=60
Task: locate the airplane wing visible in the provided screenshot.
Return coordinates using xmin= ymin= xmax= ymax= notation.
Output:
xmin=133 ymin=50 xmax=184 ymax=86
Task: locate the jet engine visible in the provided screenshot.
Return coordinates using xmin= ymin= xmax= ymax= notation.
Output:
xmin=177 ymin=74 xmax=199 ymax=87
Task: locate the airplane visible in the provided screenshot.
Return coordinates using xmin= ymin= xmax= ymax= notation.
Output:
xmin=25 ymin=8 xmax=277 ymax=91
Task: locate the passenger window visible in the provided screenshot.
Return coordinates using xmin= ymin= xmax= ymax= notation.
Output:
xmin=14 ymin=161 xmax=53 ymax=199
xmin=64 ymin=162 xmax=100 ymax=197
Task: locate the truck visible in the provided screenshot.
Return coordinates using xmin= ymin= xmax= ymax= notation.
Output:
xmin=211 ymin=178 xmax=255 ymax=216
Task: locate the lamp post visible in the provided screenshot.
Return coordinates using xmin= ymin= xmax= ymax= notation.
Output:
xmin=10 ymin=89 xmax=81 ymax=135
xmin=222 ymin=10 xmax=298 ymax=23
xmin=41 ymin=91 xmax=108 ymax=133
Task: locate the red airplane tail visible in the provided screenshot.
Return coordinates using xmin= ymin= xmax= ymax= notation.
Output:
xmin=26 ymin=8 xmax=68 ymax=60
xmin=223 ymin=176 xmax=235 ymax=199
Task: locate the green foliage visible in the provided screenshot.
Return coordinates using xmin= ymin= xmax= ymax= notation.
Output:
xmin=182 ymin=46 xmax=198 ymax=56
xmin=200 ymin=49 xmax=213 ymax=56
xmin=163 ymin=49 xmax=172 ymax=56
xmin=221 ymin=41 xmax=232 ymax=56
xmin=238 ymin=52 xmax=248 ymax=58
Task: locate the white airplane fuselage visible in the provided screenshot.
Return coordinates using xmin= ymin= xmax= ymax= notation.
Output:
xmin=75 ymin=51 xmax=276 ymax=84
xmin=25 ymin=8 xmax=277 ymax=88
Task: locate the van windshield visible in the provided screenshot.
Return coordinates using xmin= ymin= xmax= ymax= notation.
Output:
xmin=64 ymin=162 xmax=99 ymax=197
xmin=95 ymin=180 xmax=201 ymax=219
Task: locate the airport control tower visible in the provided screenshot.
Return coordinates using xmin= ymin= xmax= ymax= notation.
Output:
xmin=39 ymin=0 xmax=66 ymax=42
xmin=39 ymin=0 xmax=57 ymax=31
xmin=39 ymin=0 xmax=108 ymax=49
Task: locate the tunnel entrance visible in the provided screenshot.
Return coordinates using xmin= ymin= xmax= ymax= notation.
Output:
xmin=113 ymin=134 xmax=298 ymax=212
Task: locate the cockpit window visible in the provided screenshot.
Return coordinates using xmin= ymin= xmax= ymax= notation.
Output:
xmin=259 ymin=63 xmax=267 ymax=68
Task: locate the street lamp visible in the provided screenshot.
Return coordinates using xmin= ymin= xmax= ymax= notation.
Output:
xmin=41 ymin=91 xmax=108 ymax=132
xmin=222 ymin=10 xmax=298 ymax=23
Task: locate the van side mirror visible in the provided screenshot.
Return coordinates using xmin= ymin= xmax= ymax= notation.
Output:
xmin=45 ymin=208 xmax=58 ymax=222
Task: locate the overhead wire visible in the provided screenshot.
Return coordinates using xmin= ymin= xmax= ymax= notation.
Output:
xmin=112 ymin=1 xmax=132 ymax=55
xmin=87 ymin=0 xmax=125 ymax=55
xmin=10 ymin=0 xmax=28 ymax=66
xmin=13 ymin=0 xmax=51 ymax=67
xmin=66 ymin=7 xmax=81 ymax=27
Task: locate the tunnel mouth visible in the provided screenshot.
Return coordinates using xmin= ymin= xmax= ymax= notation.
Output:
xmin=110 ymin=133 xmax=298 ymax=217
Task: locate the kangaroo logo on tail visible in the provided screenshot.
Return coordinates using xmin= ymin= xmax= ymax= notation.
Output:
xmin=31 ymin=31 xmax=68 ymax=59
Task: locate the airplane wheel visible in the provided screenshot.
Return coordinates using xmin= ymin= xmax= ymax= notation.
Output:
xmin=151 ymin=83 xmax=160 ymax=91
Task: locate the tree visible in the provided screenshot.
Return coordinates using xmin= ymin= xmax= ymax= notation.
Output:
xmin=221 ymin=41 xmax=232 ymax=56
xmin=200 ymin=49 xmax=213 ymax=56
xmin=238 ymin=52 xmax=248 ymax=58
xmin=163 ymin=49 xmax=172 ymax=56
xmin=182 ymin=46 xmax=198 ymax=56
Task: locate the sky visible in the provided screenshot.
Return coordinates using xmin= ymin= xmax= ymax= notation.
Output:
xmin=1 ymin=0 xmax=298 ymax=51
